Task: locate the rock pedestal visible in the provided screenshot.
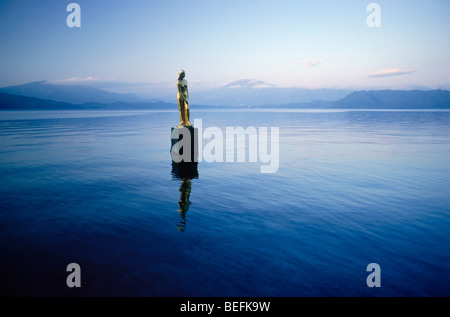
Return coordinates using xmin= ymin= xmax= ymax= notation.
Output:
xmin=170 ymin=126 xmax=198 ymax=179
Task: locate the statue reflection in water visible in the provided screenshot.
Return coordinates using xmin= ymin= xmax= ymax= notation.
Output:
xmin=172 ymin=162 xmax=198 ymax=232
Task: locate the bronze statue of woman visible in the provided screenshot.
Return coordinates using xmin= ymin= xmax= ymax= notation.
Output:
xmin=177 ymin=70 xmax=192 ymax=127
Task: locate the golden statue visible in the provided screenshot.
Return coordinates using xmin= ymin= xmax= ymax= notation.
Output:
xmin=177 ymin=70 xmax=192 ymax=127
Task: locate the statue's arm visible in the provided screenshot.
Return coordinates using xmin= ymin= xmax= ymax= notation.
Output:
xmin=184 ymin=85 xmax=189 ymax=100
xmin=180 ymin=82 xmax=189 ymax=101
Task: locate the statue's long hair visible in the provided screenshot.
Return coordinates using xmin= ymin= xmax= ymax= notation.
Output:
xmin=178 ymin=70 xmax=185 ymax=81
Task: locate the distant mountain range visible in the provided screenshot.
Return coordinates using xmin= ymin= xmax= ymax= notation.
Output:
xmin=1 ymin=80 xmax=450 ymax=110
xmin=333 ymin=90 xmax=450 ymax=109
xmin=192 ymin=86 xmax=352 ymax=107
xmin=0 ymin=80 xmax=142 ymax=104
xmin=264 ymin=89 xmax=450 ymax=109
xmin=0 ymin=92 xmax=174 ymax=110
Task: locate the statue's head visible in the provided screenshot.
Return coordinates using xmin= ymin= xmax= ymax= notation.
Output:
xmin=178 ymin=70 xmax=185 ymax=79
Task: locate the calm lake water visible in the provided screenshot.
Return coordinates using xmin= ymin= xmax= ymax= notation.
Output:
xmin=1 ymin=109 xmax=450 ymax=296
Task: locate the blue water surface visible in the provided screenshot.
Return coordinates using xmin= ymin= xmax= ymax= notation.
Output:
xmin=1 ymin=109 xmax=449 ymax=296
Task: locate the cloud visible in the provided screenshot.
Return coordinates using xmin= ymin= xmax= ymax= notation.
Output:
xmin=368 ymin=68 xmax=417 ymax=78
xmin=52 ymin=76 xmax=107 ymax=83
xmin=300 ymin=60 xmax=323 ymax=68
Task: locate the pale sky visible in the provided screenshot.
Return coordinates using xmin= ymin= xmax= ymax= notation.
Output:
xmin=0 ymin=0 xmax=449 ymax=96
